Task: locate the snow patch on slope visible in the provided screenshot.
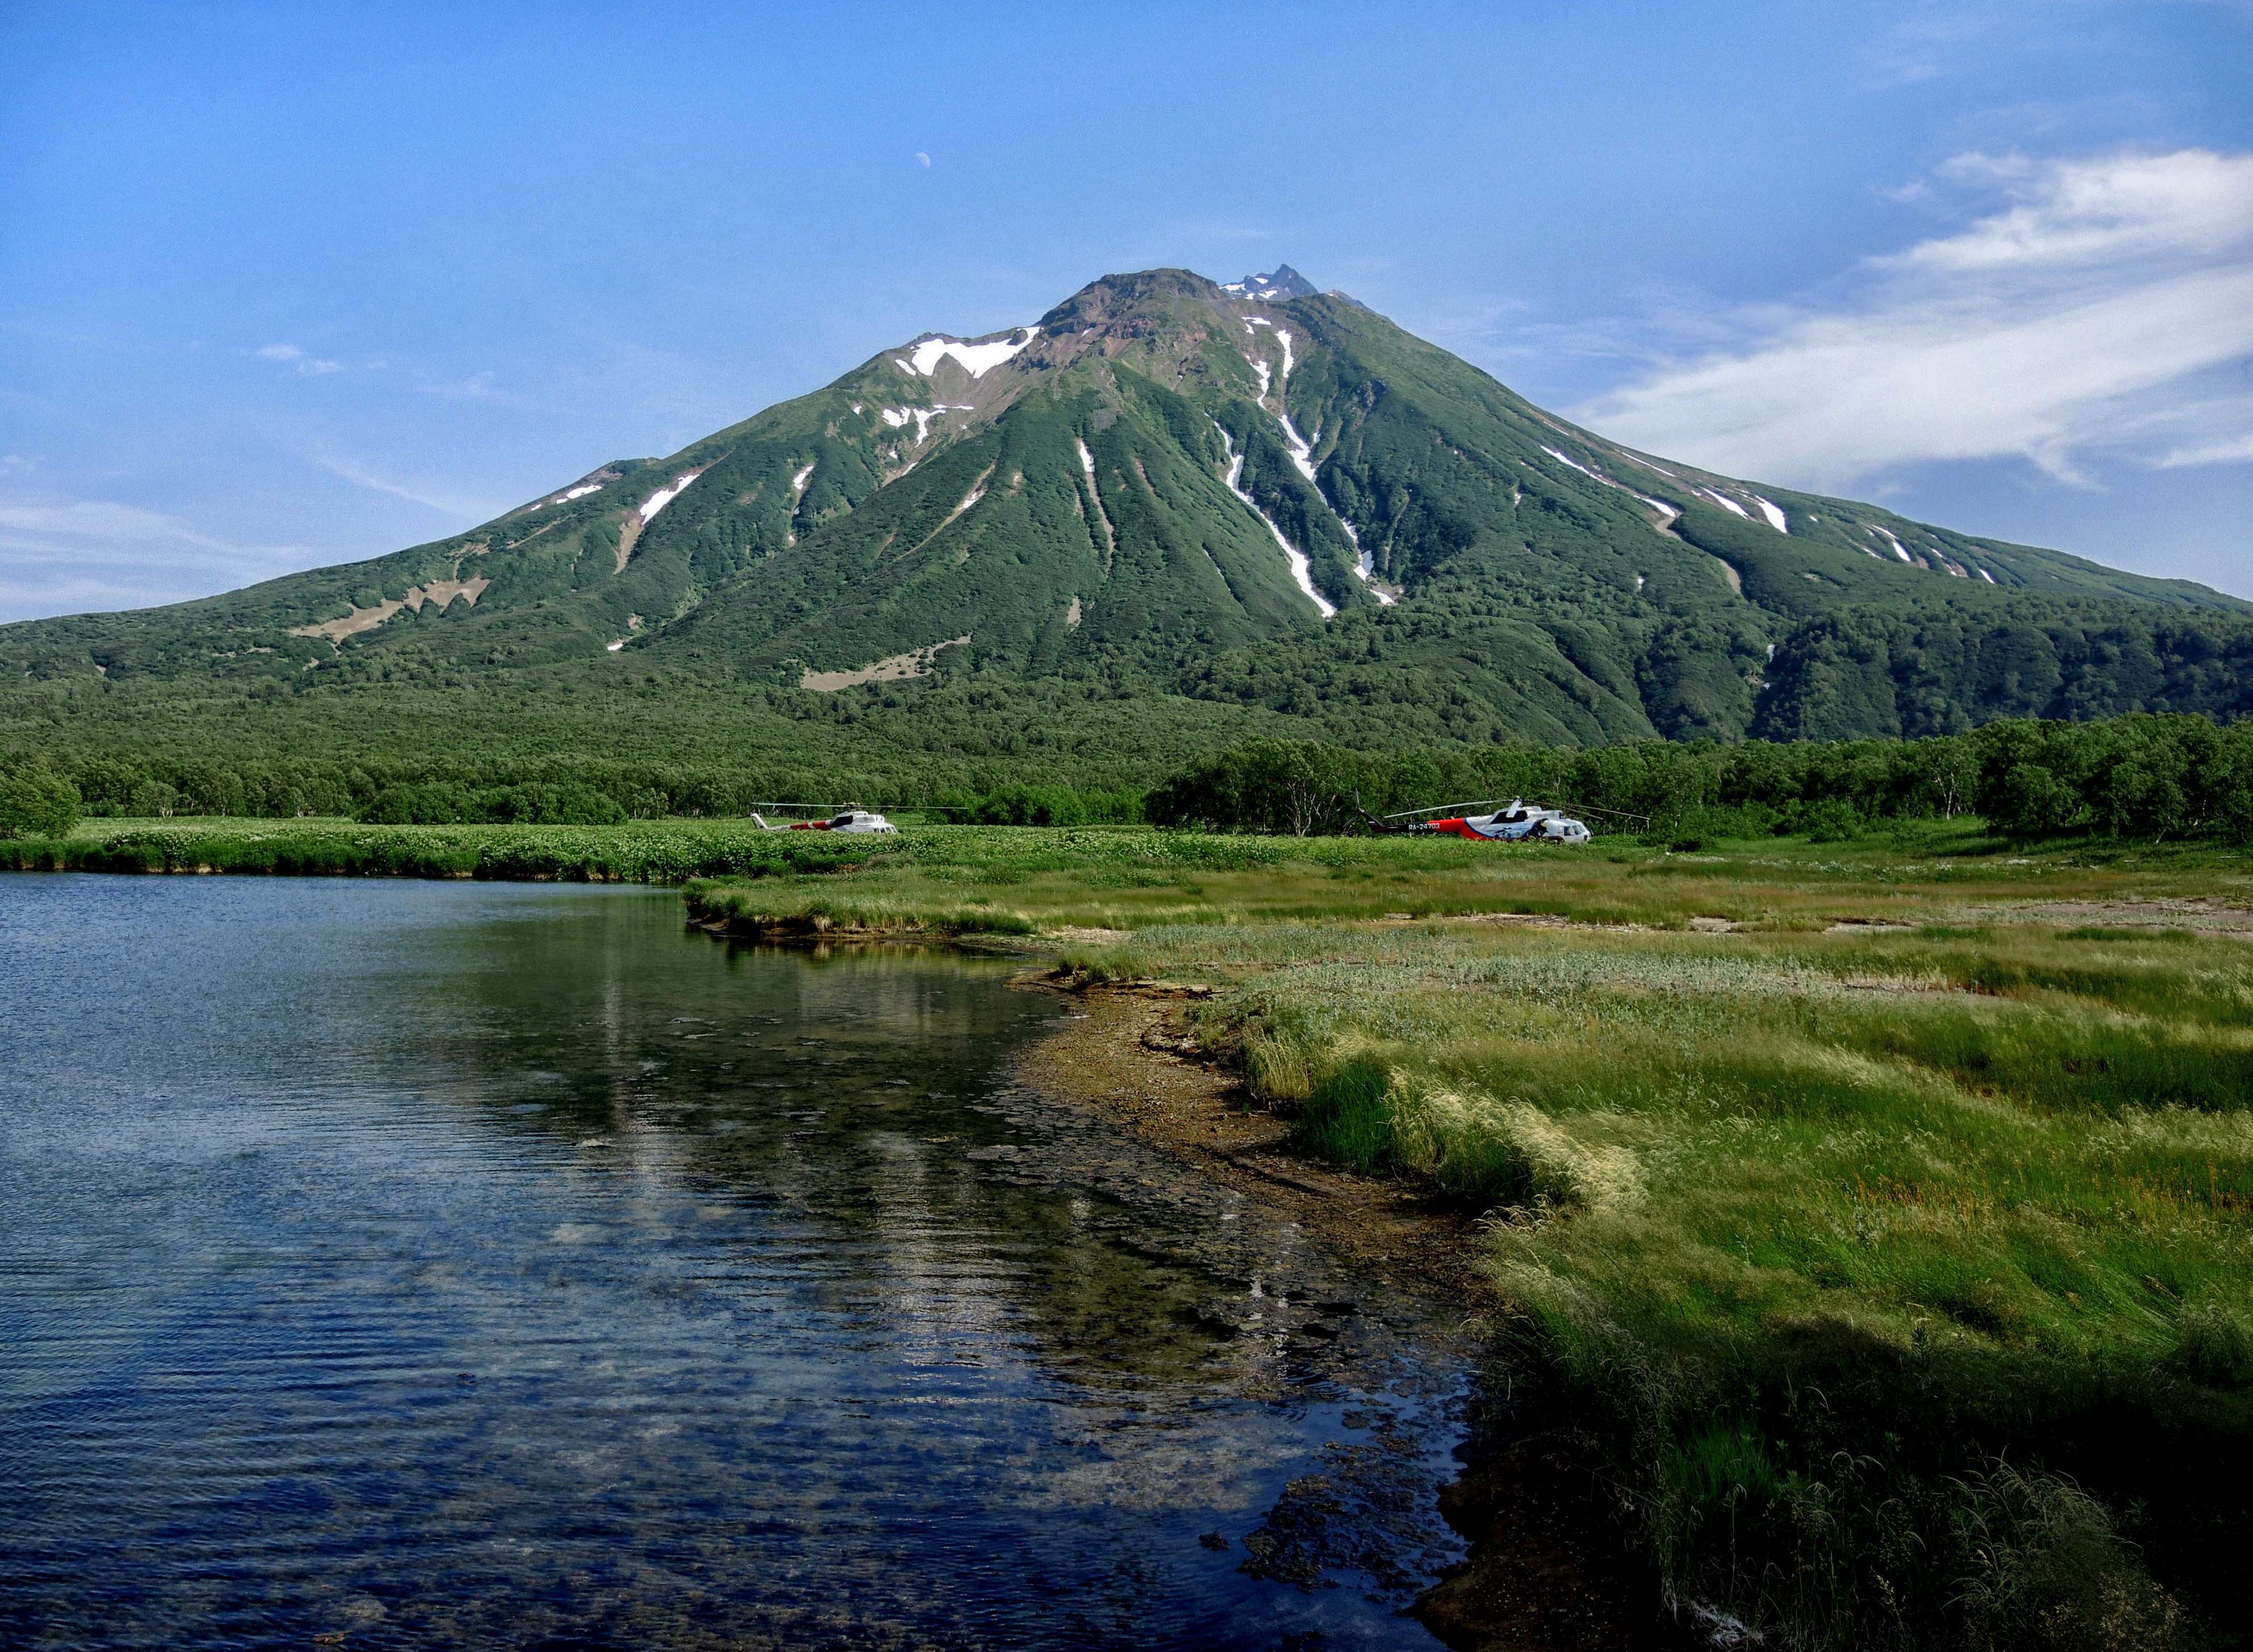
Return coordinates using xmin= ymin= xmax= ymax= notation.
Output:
xmin=1076 ymin=439 xmax=1096 ymax=476
xmin=1698 ymin=487 xmax=1752 ymax=520
xmin=639 ymin=472 xmax=701 ymax=523
xmin=1752 ymin=495 xmax=1788 ymax=533
xmin=908 ymin=328 xmax=1037 ymax=379
xmin=881 ymin=406 xmax=955 ymax=444
xmin=539 ymin=483 xmax=603 ymax=509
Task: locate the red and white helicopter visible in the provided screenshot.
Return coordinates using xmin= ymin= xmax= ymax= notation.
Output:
xmin=1360 ymin=797 xmax=1608 ymax=844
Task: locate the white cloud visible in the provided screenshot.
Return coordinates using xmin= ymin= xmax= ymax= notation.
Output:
xmin=1897 ymin=149 xmax=2253 ymax=272
xmin=1575 ymin=149 xmax=2253 ymax=489
xmin=256 ymin=341 xmax=342 ymax=375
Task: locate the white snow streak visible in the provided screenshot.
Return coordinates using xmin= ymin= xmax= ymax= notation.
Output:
xmin=893 ymin=358 xmax=913 ymax=373
xmin=1699 ymin=487 xmax=1753 ymax=520
xmin=908 ymin=327 xmax=1037 ymax=379
xmin=1541 ymin=444 xmax=1604 ymax=481
xmin=1279 ymin=411 xmax=1319 ymax=482
xmin=1979 ymin=568 xmax=1997 ymax=583
xmin=880 ymin=407 xmax=910 ymax=428
xmin=1076 ymin=439 xmax=1096 ymax=476
xmin=540 ymin=482 xmax=603 ymax=508
xmin=1540 ymin=445 xmax=1685 ymax=537
xmin=606 ymin=639 xmax=625 ymax=652
xmin=1875 ymin=526 xmax=1914 ymax=562
xmin=1244 ymin=335 xmax=1391 ymax=603
xmin=638 ymin=472 xmax=700 ymax=523
xmin=1752 ymin=495 xmax=1789 ymax=533
xmin=1215 ymin=422 xmax=1335 ymax=619
xmin=792 ymin=463 xmax=815 ymax=494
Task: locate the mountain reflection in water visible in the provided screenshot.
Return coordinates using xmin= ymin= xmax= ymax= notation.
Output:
xmin=1 ymin=878 xmax=1465 ymax=1649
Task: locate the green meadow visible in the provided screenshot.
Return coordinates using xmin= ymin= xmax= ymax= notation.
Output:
xmin=689 ymin=822 xmax=2253 ymax=1650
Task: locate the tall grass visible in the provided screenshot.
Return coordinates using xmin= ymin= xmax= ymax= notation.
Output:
xmin=1140 ymin=918 xmax=2252 ymax=1647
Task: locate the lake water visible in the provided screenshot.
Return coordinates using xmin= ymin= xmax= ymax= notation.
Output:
xmin=1 ymin=878 xmax=1470 ymax=1649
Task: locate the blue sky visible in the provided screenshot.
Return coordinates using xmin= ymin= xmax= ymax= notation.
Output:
xmin=2 ymin=0 xmax=2248 ymax=621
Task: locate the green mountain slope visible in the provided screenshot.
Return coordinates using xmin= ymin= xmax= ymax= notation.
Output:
xmin=5 ymin=267 xmax=2248 ymax=749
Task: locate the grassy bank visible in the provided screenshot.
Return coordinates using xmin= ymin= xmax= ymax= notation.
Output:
xmin=0 ymin=816 xmax=906 ymax=882
xmin=689 ymin=823 xmax=2253 ymax=1650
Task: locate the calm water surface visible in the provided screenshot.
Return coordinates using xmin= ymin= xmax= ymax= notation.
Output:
xmin=1 ymin=878 xmax=1468 ymax=1649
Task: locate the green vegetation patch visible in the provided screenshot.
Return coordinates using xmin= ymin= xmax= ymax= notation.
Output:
xmin=0 ymin=817 xmax=904 ymax=883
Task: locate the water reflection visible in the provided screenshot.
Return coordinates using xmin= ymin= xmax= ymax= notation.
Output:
xmin=0 ymin=878 xmax=1463 ymax=1649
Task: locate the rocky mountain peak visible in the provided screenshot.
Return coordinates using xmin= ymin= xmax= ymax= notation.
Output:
xmin=1221 ymin=265 xmax=1317 ymax=301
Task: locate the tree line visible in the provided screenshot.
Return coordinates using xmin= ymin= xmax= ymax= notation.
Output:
xmin=1143 ymin=712 xmax=2253 ymax=843
xmin=5 ymin=710 xmax=2250 ymax=844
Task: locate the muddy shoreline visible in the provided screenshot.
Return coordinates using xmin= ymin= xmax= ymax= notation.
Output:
xmin=1009 ymin=981 xmax=1691 ymax=1652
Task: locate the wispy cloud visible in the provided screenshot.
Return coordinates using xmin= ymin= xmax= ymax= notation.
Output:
xmin=0 ymin=498 xmax=314 ymax=620
xmin=414 ymin=370 xmax=547 ymax=411
xmin=256 ymin=341 xmax=343 ymax=374
xmin=0 ymin=499 xmax=278 ymax=570
xmin=315 ymin=455 xmax=496 ymax=519
xmin=1573 ymin=148 xmax=2253 ymax=489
